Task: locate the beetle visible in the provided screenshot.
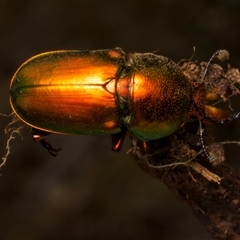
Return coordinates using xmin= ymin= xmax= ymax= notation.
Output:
xmin=9 ymin=48 xmax=235 ymax=156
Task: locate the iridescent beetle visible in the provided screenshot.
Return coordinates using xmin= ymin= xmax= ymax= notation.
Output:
xmin=9 ymin=48 xmax=239 ymax=156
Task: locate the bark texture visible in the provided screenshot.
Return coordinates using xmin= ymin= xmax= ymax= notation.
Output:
xmin=130 ymin=59 xmax=240 ymax=240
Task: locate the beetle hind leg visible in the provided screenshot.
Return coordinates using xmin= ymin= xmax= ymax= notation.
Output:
xmin=31 ymin=128 xmax=51 ymax=141
xmin=31 ymin=128 xmax=61 ymax=156
xmin=40 ymin=139 xmax=61 ymax=157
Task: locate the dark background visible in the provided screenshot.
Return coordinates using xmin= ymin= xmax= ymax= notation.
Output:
xmin=1 ymin=1 xmax=240 ymax=239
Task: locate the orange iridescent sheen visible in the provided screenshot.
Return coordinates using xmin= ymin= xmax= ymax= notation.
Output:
xmin=10 ymin=49 xmax=126 ymax=135
xmin=10 ymin=49 xmax=193 ymax=142
xmin=9 ymin=48 xmax=236 ymax=154
xmin=128 ymin=53 xmax=191 ymax=141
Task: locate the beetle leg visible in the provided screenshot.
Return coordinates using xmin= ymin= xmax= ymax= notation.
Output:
xmin=198 ymin=120 xmax=212 ymax=160
xmin=31 ymin=128 xmax=61 ymax=156
xmin=40 ymin=139 xmax=61 ymax=157
xmin=140 ymin=138 xmax=170 ymax=158
xmin=111 ymin=127 xmax=127 ymax=151
xmin=31 ymin=128 xmax=51 ymax=141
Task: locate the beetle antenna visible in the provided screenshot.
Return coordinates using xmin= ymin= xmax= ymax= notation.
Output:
xmin=202 ymin=50 xmax=229 ymax=81
xmin=198 ymin=120 xmax=213 ymax=160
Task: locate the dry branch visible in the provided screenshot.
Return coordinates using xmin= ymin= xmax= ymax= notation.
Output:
xmin=130 ymin=58 xmax=240 ymax=240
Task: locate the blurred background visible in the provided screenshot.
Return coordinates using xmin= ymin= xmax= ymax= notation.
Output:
xmin=1 ymin=1 xmax=240 ymax=239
